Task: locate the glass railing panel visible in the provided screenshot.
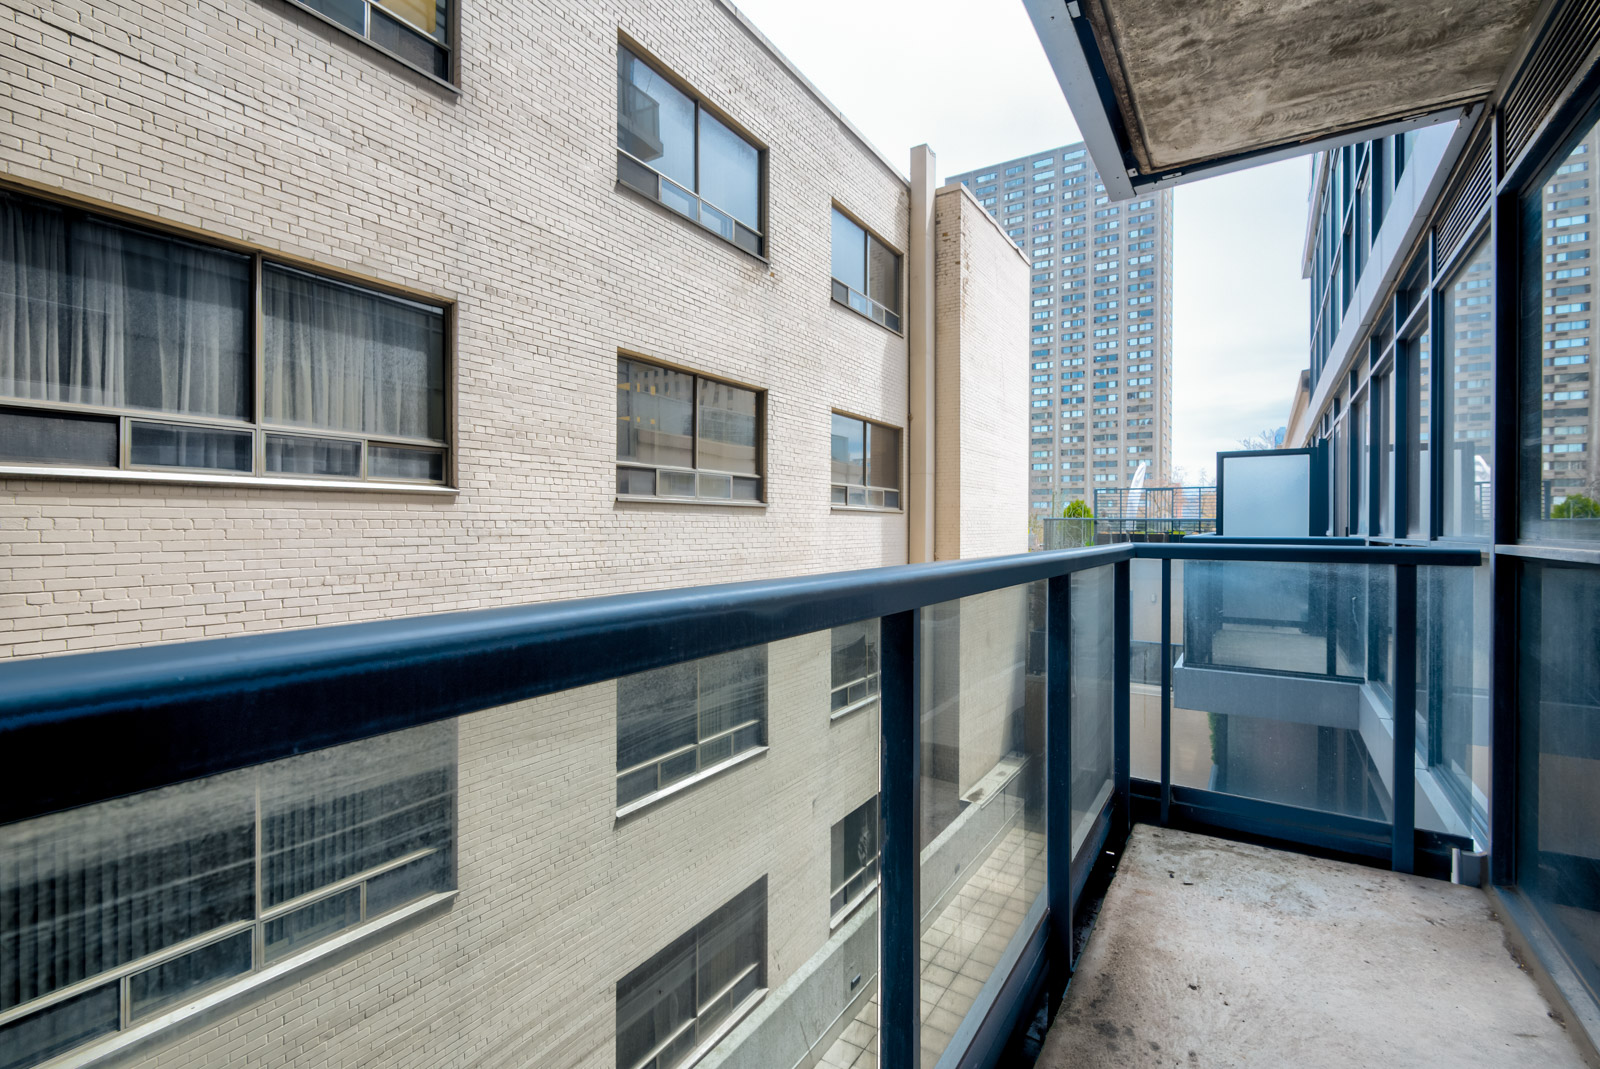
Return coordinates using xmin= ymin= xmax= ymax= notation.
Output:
xmin=1070 ymin=567 xmax=1115 ymax=855
xmin=0 ymin=629 xmax=884 ymax=1069
xmin=1416 ymin=564 xmax=1490 ymax=844
xmin=1516 ymin=560 xmax=1600 ymax=1001
xmin=1129 ymin=557 xmax=1164 ymax=781
xmin=918 ymin=584 xmax=1045 ymax=1068
xmin=1173 ymin=560 xmax=1392 ymax=820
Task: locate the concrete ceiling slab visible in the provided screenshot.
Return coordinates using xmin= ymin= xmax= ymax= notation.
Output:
xmin=1087 ymin=0 xmax=1541 ymax=173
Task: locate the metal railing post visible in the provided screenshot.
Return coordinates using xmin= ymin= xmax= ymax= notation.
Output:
xmin=879 ymin=608 xmax=921 ymax=1065
xmin=1392 ymin=565 xmax=1418 ymax=874
xmin=1046 ymin=574 xmax=1074 ymax=970
xmin=1114 ymin=561 xmax=1132 ymax=839
xmin=1160 ymin=558 xmax=1172 ymax=825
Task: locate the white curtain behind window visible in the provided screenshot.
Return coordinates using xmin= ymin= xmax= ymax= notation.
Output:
xmin=263 ymin=267 xmax=443 ymax=442
xmin=0 ymin=197 xmax=70 ymax=402
xmin=0 ymin=195 xmax=248 ymax=418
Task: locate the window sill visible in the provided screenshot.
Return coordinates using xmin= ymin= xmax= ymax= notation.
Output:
xmin=830 ymin=505 xmax=904 ymax=515
xmin=830 ymin=695 xmax=879 ymax=723
xmin=677 ymin=988 xmax=767 ymax=1069
xmin=615 ymin=746 xmax=768 ymax=822
xmin=615 ymin=495 xmax=767 ymax=509
xmin=54 ymin=891 xmax=456 ymax=1069
xmin=829 ymin=293 xmax=905 ymax=337
xmin=273 ymin=0 xmax=459 ymax=95
xmin=829 ymin=878 xmax=879 ymax=931
xmin=0 ymin=464 xmax=459 ymax=495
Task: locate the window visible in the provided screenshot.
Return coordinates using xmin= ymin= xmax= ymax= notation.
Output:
xmin=830 ymin=208 xmax=902 ymax=331
xmin=830 ymin=796 xmax=881 ymax=919
xmin=617 ymin=357 xmax=762 ymax=502
xmin=616 ymin=878 xmax=767 ymax=1069
xmin=0 ymin=723 xmax=454 ymax=1069
xmin=831 ymin=412 xmax=901 ymax=508
xmin=0 ymin=191 xmax=448 ymax=484
xmin=1522 ymin=117 xmax=1600 ymax=541
xmin=1439 ymin=237 xmax=1493 ymax=539
xmin=616 ymin=646 xmax=768 ymax=808
xmin=831 ymin=619 xmax=880 ymax=716
xmin=292 ymin=0 xmax=451 ymax=79
xmin=617 ymin=45 xmax=763 ymax=257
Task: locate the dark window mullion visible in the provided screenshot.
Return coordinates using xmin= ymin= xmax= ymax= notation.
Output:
xmin=691 ymin=375 xmax=701 ymax=476
xmin=252 ymin=252 xmax=265 ymax=477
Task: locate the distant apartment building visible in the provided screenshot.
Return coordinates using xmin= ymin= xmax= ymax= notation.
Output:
xmin=946 ymin=144 xmax=1175 ymax=514
xmin=0 ymin=2 xmax=1031 ymax=1068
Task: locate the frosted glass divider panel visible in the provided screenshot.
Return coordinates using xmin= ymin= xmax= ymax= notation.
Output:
xmin=1219 ymin=451 xmax=1312 ymax=537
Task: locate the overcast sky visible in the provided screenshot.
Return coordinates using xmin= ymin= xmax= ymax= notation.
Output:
xmin=733 ymin=0 xmax=1311 ymax=481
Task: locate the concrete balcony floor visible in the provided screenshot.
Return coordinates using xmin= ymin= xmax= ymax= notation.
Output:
xmin=1038 ymin=826 xmax=1591 ymax=1069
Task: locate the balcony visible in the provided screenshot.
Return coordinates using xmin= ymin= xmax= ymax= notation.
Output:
xmin=0 ymin=539 xmax=1588 ymax=1069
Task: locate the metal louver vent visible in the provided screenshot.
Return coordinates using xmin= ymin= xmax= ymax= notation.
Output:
xmin=1502 ymin=0 xmax=1600 ymax=167
xmin=1436 ymin=134 xmax=1494 ymax=264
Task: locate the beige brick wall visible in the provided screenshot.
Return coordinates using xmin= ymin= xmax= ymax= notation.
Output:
xmin=0 ymin=0 xmax=914 ymax=659
xmin=108 ymin=634 xmax=878 ymax=1069
xmin=931 ymin=184 xmax=1030 ymax=561
xmin=0 ymin=2 xmax=1026 ymax=1067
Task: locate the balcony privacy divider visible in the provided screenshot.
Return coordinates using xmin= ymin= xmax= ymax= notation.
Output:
xmin=0 ymin=541 xmax=1479 ymax=1069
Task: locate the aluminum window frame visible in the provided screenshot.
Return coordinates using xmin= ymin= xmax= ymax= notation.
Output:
xmin=616 ymin=42 xmax=767 ymax=260
xmin=0 ymin=188 xmax=454 ymax=489
xmin=828 ymin=204 xmax=903 ymax=334
xmin=277 ymin=0 xmax=455 ymax=86
xmin=829 ymin=411 xmax=903 ymax=511
xmin=615 ymin=355 xmax=766 ymax=505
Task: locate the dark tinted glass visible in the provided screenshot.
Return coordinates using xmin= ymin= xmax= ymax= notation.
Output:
xmin=265 ymin=433 xmax=362 ymax=477
xmin=367 ymin=444 xmax=444 ymax=482
xmin=1517 ymin=561 xmax=1600 ymax=996
xmin=128 ymin=930 xmax=251 ymax=1020
xmin=130 ymin=421 xmax=252 ymax=472
xmin=0 ymin=407 xmax=118 ymax=467
xmin=0 ymin=985 xmax=118 ymax=1069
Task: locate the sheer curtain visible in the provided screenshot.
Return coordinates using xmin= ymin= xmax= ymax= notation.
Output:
xmin=263 ymin=267 xmax=444 ymax=442
xmin=1 ymin=194 xmax=249 ymax=428
xmin=1 ymin=196 xmax=71 ymax=402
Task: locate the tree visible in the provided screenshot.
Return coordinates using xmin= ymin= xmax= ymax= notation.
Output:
xmin=1062 ymin=499 xmax=1093 ymax=518
xmin=1552 ymin=493 xmax=1600 ymax=519
xmin=1237 ymin=427 xmax=1286 ymax=451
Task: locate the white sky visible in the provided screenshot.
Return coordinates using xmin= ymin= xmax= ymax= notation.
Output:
xmin=732 ymin=0 xmax=1311 ymax=481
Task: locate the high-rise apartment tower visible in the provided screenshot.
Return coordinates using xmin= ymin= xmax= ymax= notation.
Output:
xmin=947 ymin=144 xmax=1175 ymax=513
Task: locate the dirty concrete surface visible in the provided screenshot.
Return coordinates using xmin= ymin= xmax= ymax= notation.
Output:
xmin=1036 ymin=826 xmax=1591 ymax=1069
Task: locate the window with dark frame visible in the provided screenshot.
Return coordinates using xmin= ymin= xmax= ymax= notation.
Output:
xmin=829 ymin=796 xmax=880 ymax=920
xmin=0 ymin=722 xmax=455 ymax=1069
xmin=829 ymin=208 xmax=902 ymax=331
xmin=615 ymin=878 xmax=767 ymax=1069
xmin=615 ymin=646 xmax=768 ymax=809
xmin=830 ymin=619 xmax=880 ymax=716
xmin=0 ymin=191 xmax=450 ymax=485
xmin=830 ymin=412 xmax=901 ymax=509
xmin=290 ymin=0 xmax=452 ymax=81
xmin=616 ymin=357 xmax=762 ymax=502
xmin=617 ymin=44 xmax=764 ymax=257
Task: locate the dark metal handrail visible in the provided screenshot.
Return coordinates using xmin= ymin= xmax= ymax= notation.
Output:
xmin=0 ymin=540 xmax=1480 ymax=826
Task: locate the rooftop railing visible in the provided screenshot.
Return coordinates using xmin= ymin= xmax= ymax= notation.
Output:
xmin=0 ymin=539 xmax=1480 ymax=1069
